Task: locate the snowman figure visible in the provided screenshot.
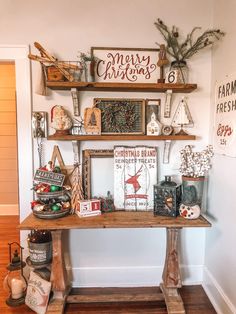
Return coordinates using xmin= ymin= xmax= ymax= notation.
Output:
xmin=180 ymin=184 xmax=201 ymax=219
xmin=179 ymin=203 xmax=200 ymax=219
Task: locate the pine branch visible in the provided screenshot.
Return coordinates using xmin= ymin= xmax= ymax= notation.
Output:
xmin=154 ymin=19 xmax=225 ymax=62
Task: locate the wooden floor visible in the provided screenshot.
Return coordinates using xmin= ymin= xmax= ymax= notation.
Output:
xmin=0 ymin=215 xmax=216 ymax=314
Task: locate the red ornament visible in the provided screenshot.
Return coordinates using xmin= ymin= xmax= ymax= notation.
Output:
xmin=30 ymin=200 xmax=40 ymax=209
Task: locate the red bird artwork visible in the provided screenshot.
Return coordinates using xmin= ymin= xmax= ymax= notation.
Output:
xmin=125 ymin=166 xmax=143 ymax=193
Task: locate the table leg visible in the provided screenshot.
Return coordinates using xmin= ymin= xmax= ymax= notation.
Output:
xmin=47 ymin=230 xmax=70 ymax=314
xmin=161 ymin=227 xmax=185 ymax=314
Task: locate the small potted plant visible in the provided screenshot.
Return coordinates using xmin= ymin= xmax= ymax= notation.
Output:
xmin=179 ymin=145 xmax=213 ymax=219
xmin=154 ymin=19 xmax=225 ymax=83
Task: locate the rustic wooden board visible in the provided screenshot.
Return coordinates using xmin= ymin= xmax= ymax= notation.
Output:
xmin=0 ymin=100 xmax=16 ymax=112
xmin=0 ymin=112 xmax=16 ymax=125
xmin=46 ymin=82 xmax=197 ymax=93
xmin=0 ymin=147 xmax=17 ymax=158
xmin=0 ymin=87 xmax=15 ymax=99
xmin=47 ymin=134 xmax=196 ymax=141
xmin=0 ymin=169 xmax=18 ymax=182
xmin=0 ymin=124 xmax=17 ymax=135
xmin=0 ymin=135 xmax=17 ymax=147
xmin=19 ymin=212 xmax=211 ymax=230
xmin=67 ymin=290 xmax=164 ymax=303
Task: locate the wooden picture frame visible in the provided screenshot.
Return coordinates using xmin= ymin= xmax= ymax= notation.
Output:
xmin=145 ymin=99 xmax=161 ymax=125
xmin=91 ymin=47 xmax=159 ymax=83
xmin=94 ymin=98 xmax=145 ymax=135
xmin=82 ymin=149 xmax=114 ymax=199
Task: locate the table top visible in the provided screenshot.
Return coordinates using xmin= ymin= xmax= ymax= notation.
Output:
xmin=19 ymin=212 xmax=211 ymax=230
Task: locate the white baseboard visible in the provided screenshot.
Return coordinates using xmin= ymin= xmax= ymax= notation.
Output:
xmin=0 ymin=204 xmax=18 ymax=215
xmin=70 ymin=264 xmax=203 ymax=288
xmin=203 ymin=267 xmax=236 ymax=314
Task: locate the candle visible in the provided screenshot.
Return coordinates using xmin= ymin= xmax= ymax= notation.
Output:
xmin=11 ymin=278 xmax=24 ymax=299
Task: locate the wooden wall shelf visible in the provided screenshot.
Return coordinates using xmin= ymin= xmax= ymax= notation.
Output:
xmin=46 ymin=81 xmax=197 ymax=93
xmin=47 ymin=134 xmax=196 ymax=141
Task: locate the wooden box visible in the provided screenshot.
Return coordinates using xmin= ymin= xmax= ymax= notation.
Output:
xmin=45 ymin=66 xmax=65 ymax=81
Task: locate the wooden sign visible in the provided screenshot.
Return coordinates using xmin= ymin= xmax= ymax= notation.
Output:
xmin=114 ymin=146 xmax=157 ymax=211
xmin=91 ymin=47 xmax=159 ymax=83
xmin=34 ymin=169 xmax=65 ymax=187
xmin=84 ymin=107 xmax=101 ymax=135
xmin=213 ymin=73 xmax=236 ymax=157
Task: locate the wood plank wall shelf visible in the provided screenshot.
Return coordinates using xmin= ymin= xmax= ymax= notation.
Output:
xmin=47 ymin=134 xmax=196 ymax=141
xmin=46 ymin=81 xmax=197 ymax=93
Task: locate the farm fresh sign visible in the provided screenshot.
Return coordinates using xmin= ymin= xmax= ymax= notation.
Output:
xmin=92 ymin=47 xmax=159 ymax=83
xmin=214 ymin=74 xmax=236 ymax=157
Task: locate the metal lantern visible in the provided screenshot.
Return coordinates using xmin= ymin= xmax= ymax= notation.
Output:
xmin=154 ymin=176 xmax=181 ymax=217
xmin=3 ymin=242 xmax=27 ymax=306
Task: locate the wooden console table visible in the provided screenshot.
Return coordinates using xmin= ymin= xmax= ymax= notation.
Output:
xmin=19 ymin=212 xmax=211 ymax=314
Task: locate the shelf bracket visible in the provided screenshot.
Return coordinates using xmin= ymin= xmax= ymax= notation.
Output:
xmin=72 ymin=140 xmax=80 ymax=164
xmin=164 ymin=89 xmax=173 ymax=118
xmin=71 ymin=88 xmax=80 ymax=116
xmin=163 ymin=140 xmax=172 ymax=164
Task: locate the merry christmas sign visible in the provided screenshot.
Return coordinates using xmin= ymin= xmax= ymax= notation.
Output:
xmin=92 ymin=47 xmax=159 ymax=83
xmin=213 ymin=73 xmax=236 ymax=157
xmin=114 ymin=146 xmax=157 ymax=211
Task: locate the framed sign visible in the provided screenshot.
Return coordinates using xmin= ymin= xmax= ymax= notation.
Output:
xmin=213 ymin=74 xmax=236 ymax=157
xmin=34 ymin=169 xmax=65 ymax=187
xmin=114 ymin=146 xmax=157 ymax=211
xmin=91 ymin=47 xmax=159 ymax=83
xmin=94 ymin=98 xmax=145 ymax=134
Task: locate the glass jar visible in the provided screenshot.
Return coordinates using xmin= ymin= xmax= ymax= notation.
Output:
xmin=170 ymin=60 xmax=188 ymax=84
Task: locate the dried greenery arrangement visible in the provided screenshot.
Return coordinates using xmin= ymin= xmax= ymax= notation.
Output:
xmin=154 ymin=19 xmax=225 ymax=62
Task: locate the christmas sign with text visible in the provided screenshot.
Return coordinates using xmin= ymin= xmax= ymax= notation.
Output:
xmin=114 ymin=146 xmax=157 ymax=211
xmin=214 ymin=74 xmax=236 ymax=157
xmin=92 ymin=48 xmax=159 ymax=83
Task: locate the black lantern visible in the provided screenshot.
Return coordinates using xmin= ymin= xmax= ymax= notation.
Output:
xmin=3 ymin=242 xmax=27 ymax=306
xmin=153 ymin=176 xmax=181 ymax=217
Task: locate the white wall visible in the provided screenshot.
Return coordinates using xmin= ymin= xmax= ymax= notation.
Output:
xmin=0 ymin=0 xmax=214 ymax=287
xmin=203 ymin=1 xmax=236 ymax=313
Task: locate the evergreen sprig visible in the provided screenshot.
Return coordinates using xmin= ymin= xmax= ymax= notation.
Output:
xmin=154 ymin=19 xmax=225 ymax=62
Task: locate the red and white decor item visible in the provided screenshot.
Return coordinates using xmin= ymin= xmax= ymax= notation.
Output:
xmin=76 ymin=199 xmax=101 ymax=217
xmin=114 ymin=146 xmax=157 ymax=211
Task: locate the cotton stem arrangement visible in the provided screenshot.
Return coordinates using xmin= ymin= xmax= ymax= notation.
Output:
xmin=180 ymin=145 xmax=214 ymax=178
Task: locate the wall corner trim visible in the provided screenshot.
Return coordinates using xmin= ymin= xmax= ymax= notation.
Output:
xmin=203 ymin=267 xmax=236 ymax=314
